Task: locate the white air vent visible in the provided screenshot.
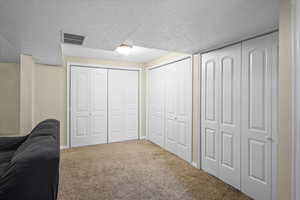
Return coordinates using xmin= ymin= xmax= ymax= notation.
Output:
xmin=63 ymin=33 xmax=85 ymax=45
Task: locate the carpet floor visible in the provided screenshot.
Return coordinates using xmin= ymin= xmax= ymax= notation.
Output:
xmin=58 ymin=140 xmax=251 ymax=200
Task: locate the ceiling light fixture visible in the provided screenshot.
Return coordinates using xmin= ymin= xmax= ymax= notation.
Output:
xmin=116 ymin=44 xmax=132 ymax=55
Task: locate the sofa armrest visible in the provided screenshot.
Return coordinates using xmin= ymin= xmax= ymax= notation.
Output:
xmin=0 ymin=135 xmax=28 ymax=151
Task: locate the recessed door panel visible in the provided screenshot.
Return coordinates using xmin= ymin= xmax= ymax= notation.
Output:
xmin=205 ymin=128 xmax=216 ymax=160
xmin=221 ymin=57 xmax=234 ymax=125
xmin=205 ymin=61 xmax=217 ymax=122
xmin=249 ymin=50 xmax=266 ymax=131
xmin=75 ymin=116 xmax=89 ymax=137
xmin=249 ymin=139 xmax=266 ymax=182
xmin=221 ymin=132 xmax=233 ymax=168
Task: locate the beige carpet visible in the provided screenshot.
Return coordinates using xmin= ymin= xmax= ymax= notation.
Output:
xmin=58 ymin=140 xmax=251 ymax=200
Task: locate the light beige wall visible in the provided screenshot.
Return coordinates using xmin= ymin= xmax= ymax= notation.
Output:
xmin=145 ymin=52 xmax=188 ymax=67
xmin=33 ymin=64 xmax=67 ymax=145
xmin=19 ymin=55 xmax=34 ymax=135
xmin=278 ymin=0 xmax=293 ymax=199
xmin=0 ymin=63 xmax=20 ymax=135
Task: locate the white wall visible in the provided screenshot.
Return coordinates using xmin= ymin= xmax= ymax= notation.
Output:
xmin=0 ymin=63 xmax=19 ymax=135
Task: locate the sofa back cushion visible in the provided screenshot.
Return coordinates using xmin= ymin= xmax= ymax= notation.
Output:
xmin=29 ymin=119 xmax=60 ymax=141
xmin=13 ymin=119 xmax=60 ymax=157
xmin=0 ymin=136 xmax=59 ymax=200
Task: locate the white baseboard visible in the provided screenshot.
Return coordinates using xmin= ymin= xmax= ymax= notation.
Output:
xmin=140 ymin=136 xmax=147 ymax=140
xmin=191 ymin=161 xmax=198 ymax=169
xmin=60 ymin=145 xmax=69 ymax=150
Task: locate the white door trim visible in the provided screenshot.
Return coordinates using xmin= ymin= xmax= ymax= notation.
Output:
xmin=66 ymin=62 xmax=142 ymax=148
xmin=292 ymin=0 xmax=300 ymax=199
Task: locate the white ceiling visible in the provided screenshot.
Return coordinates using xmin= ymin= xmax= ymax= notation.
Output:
xmin=62 ymin=44 xmax=170 ymax=63
xmin=0 ymin=0 xmax=278 ymax=65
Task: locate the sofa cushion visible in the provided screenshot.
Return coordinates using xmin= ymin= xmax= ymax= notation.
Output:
xmin=0 ymin=151 xmax=14 ymax=165
xmin=0 ymin=151 xmax=14 ymax=177
xmin=29 ymin=119 xmax=59 ymax=141
xmin=0 ymin=119 xmax=60 ymax=200
xmin=0 ymin=136 xmax=59 ymax=200
xmin=13 ymin=121 xmax=59 ymax=157
xmin=0 ymin=163 xmax=9 ymax=178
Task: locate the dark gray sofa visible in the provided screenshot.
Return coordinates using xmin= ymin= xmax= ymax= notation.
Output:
xmin=0 ymin=119 xmax=60 ymax=200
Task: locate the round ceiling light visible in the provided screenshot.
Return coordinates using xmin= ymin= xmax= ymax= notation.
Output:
xmin=116 ymin=44 xmax=132 ymax=55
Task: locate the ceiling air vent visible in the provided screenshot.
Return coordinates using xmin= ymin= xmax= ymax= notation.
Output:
xmin=63 ymin=33 xmax=85 ymax=45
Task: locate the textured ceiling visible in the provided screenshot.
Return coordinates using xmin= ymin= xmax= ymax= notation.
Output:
xmin=0 ymin=0 xmax=278 ymax=65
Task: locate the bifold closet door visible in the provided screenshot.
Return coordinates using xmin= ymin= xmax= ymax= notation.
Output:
xmin=71 ymin=66 xmax=108 ymax=147
xmin=201 ymin=44 xmax=241 ymax=189
xmin=148 ymin=67 xmax=165 ymax=147
xmin=108 ymin=70 xmax=139 ymax=143
xmin=201 ymin=51 xmax=220 ymax=176
xmin=165 ymin=58 xmax=192 ymax=162
xmin=241 ymin=33 xmax=277 ymax=200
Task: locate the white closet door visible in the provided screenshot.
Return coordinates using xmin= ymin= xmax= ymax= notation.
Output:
xmin=108 ymin=70 xmax=139 ymax=143
xmin=241 ymin=33 xmax=277 ymax=200
xmin=71 ymin=66 xmax=108 ymax=147
xmin=175 ymin=59 xmax=192 ymax=162
xmin=148 ymin=67 xmax=165 ymax=147
xmin=201 ymin=52 xmax=220 ymax=177
xmin=165 ymin=59 xmax=192 ymax=162
xmin=165 ymin=63 xmax=178 ymax=154
xmin=218 ymin=44 xmax=241 ymax=189
xmin=90 ymin=68 xmax=108 ymax=145
xmin=201 ymin=45 xmax=241 ymax=187
xmin=125 ymin=70 xmax=139 ymax=140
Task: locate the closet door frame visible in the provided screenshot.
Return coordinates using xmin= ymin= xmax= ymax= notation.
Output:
xmin=67 ymin=62 xmax=142 ymax=149
xmin=145 ymin=55 xmax=193 ymax=163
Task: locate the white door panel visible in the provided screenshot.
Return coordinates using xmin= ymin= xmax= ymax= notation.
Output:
xmin=90 ymin=68 xmax=108 ymax=144
xmin=165 ymin=59 xmax=192 ymax=162
xmin=201 ymin=44 xmax=241 ymax=189
xmin=71 ymin=66 xmax=107 ymax=147
xmin=148 ymin=58 xmax=192 ymax=162
xmin=148 ymin=67 xmax=165 ymax=147
xmin=218 ymin=44 xmax=241 ymax=189
xmin=241 ymin=33 xmax=277 ymax=200
xmin=201 ymin=52 xmax=220 ymax=177
xmin=165 ymin=64 xmax=178 ymax=154
xmin=108 ymin=70 xmax=139 ymax=143
xmin=200 ymin=33 xmax=277 ymax=199
xmin=175 ymin=59 xmax=192 ymax=162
